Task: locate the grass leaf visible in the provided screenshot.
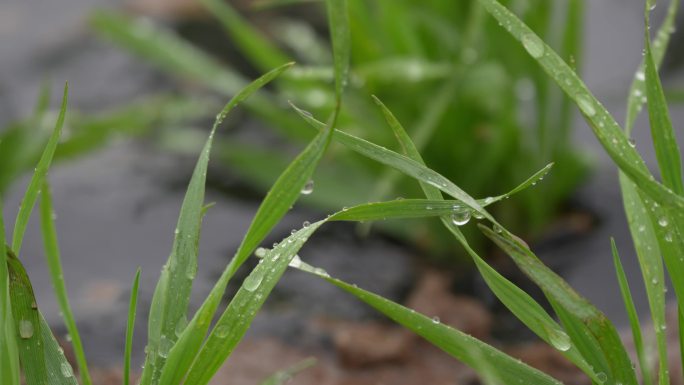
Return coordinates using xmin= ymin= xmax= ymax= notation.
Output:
xmin=0 ymin=200 xmax=20 ymax=385
xmin=12 ymin=83 xmax=68 ymax=255
xmin=38 ymin=313 xmax=79 ymax=385
xmin=7 ymin=250 xmax=46 ymax=385
xmin=140 ymin=63 xmax=294 ymax=385
xmin=124 ymin=268 xmax=141 ymax=385
xmin=326 ymin=0 xmax=350 ymax=103
xmin=612 ymin=238 xmax=654 ymax=385
xmin=39 ymin=181 xmax=92 ymax=385
xmin=259 ymin=358 xmax=317 ymax=385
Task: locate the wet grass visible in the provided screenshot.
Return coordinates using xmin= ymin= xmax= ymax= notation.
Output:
xmin=1 ymin=0 xmax=684 ymax=384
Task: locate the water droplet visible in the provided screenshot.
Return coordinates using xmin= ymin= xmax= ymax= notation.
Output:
xmin=652 ymin=277 xmax=659 ymax=285
xmin=243 ymin=271 xmax=264 ymax=292
xmin=431 ymin=316 xmax=440 ymax=324
xmin=174 ymin=228 xmax=179 ymax=235
xmin=636 ymin=71 xmax=645 ymax=81
xmin=19 ymin=320 xmax=34 ymax=339
xmin=158 ymin=336 xmax=173 ymax=358
xmin=473 ymin=211 xmax=485 ymax=220
xmin=494 ymin=225 xmax=503 ymax=234
xmin=658 ymin=217 xmax=668 ymax=227
xmin=484 ymin=197 xmax=495 ymax=205
xmin=301 ymin=180 xmax=314 ymax=195
xmin=521 ymin=34 xmax=545 ymax=58
xmin=303 ymin=221 xmax=310 ymax=228
xmin=186 ymin=263 xmax=197 ymax=280
xmin=628 ymin=138 xmax=636 ymax=148
xmin=60 ymin=362 xmax=73 ymax=378
xmin=665 ymin=233 xmax=673 ymax=242
xmin=175 ymin=315 xmax=188 ymax=337
xmin=255 ymin=247 xmax=268 ymax=258
xmin=548 ymin=329 xmax=571 ymax=352
xmin=596 ymin=372 xmax=608 ymax=383
xmin=31 ymin=300 xmax=37 ymax=309
xmin=215 ymin=325 xmax=230 ymax=338
xmin=576 ymin=94 xmax=596 ymax=117
xmin=451 ymin=209 xmax=471 ymax=226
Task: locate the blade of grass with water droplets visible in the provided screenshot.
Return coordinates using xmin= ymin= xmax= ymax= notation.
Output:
xmin=7 ymin=250 xmax=45 ymax=385
xmin=0 ymin=201 xmax=20 ymax=385
xmin=290 ymin=104 xmax=496 ymax=224
xmin=124 ymin=268 xmax=141 ymax=385
xmin=372 ymin=98 xmax=596 ymax=378
xmin=619 ymin=174 xmax=667 ymax=385
xmin=182 ymin=222 xmax=323 ymax=385
xmin=140 ymin=63 xmax=294 ymax=385
xmin=612 ymin=238 xmax=654 ymax=385
xmin=39 ymin=181 xmax=92 ymax=385
xmin=38 ymin=312 xmax=79 ymax=385
xmin=480 ymin=225 xmax=638 ymax=385
xmin=476 ymin=0 xmax=684 ymax=214
xmin=644 ymin=7 xmax=684 ymax=197
xmin=12 ymin=83 xmax=68 ymax=256
xmin=626 ymin=0 xmax=679 ymax=134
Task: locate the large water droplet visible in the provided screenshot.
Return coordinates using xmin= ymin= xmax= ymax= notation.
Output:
xmin=255 ymin=247 xmax=268 ymax=258
xmin=158 ymin=336 xmax=173 ymax=358
xmin=548 ymin=328 xmax=571 ymax=352
xmin=658 ymin=217 xmax=668 ymax=227
xmin=596 ymin=372 xmax=608 ymax=383
xmin=451 ymin=209 xmax=471 ymax=226
xmin=215 ymin=325 xmax=230 ymax=338
xmin=243 ymin=271 xmax=264 ymax=292
xmin=301 ymin=180 xmax=314 ymax=195
xmin=431 ymin=316 xmax=441 ymax=324
xmin=521 ymin=34 xmax=545 ymax=58
xmin=576 ymin=95 xmax=596 ymax=117
xmin=19 ymin=320 xmax=34 ymax=339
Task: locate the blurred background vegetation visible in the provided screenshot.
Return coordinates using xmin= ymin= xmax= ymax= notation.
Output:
xmin=1 ymin=0 xmax=592 ymax=260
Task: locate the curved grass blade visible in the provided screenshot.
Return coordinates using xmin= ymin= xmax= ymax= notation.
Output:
xmin=476 ymin=0 xmax=684 ymax=214
xmin=259 ymin=357 xmax=317 ymax=385
xmin=182 ymin=222 xmax=324 ymax=385
xmin=619 ymin=174 xmax=667 ymax=385
xmin=285 ymin=264 xmax=562 ymax=385
xmin=201 ymin=0 xmax=291 ymax=72
xmin=0 ymin=201 xmax=20 ymax=385
xmin=480 ymin=225 xmax=638 ymax=385
xmin=372 ymin=98 xmax=597 ymax=379
xmin=39 ymin=181 xmax=92 ymax=385
xmin=289 ymin=104 xmax=496 ymax=224
xmin=643 ymin=6 xmax=684 ymax=197
xmin=625 ymin=0 xmax=680 ymax=134
xmin=612 ymin=238 xmax=654 ymax=385
xmin=124 ymin=268 xmax=141 ymax=385
xmin=7 ymin=250 xmax=45 ymax=385
xmin=12 ymin=83 xmax=68 ymax=256
xmin=140 ymin=63 xmax=294 ymax=385
xmin=157 ymin=68 xmax=331 ymax=385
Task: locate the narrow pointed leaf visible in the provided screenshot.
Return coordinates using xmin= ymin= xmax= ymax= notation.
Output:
xmin=326 ymin=0 xmax=350 ymax=102
xmin=38 ymin=313 xmax=79 ymax=385
xmin=124 ymin=268 xmax=141 ymax=385
xmin=39 ymin=181 xmax=92 ymax=385
xmin=0 ymin=200 xmax=20 ymax=385
xmin=12 ymin=83 xmax=68 ymax=255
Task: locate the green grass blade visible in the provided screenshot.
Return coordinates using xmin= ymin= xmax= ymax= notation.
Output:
xmin=372 ymin=99 xmax=597 ymax=379
xmin=12 ymin=83 xmax=68 ymax=255
xmin=625 ymin=0 xmax=679 ymax=134
xmin=38 ymin=313 xmax=79 ymax=385
xmin=290 ymin=104 xmax=496 ymax=224
xmin=326 ymin=0 xmax=350 ymax=103
xmin=643 ymin=7 xmax=684 ymax=196
xmin=476 ymin=0 xmax=684 ymax=213
xmin=0 ymin=201 xmax=20 ymax=385
xmin=183 ymin=222 xmax=324 ymax=385
xmin=480 ymin=225 xmax=638 ymax=385
xmin=259 ymin=358 xmax=317 ymax=385
xmin=201 ymin=0 xmax=291 ymax=72
xmin=612 ymin=238 xmax=654 ymax=385
xmin=285 ymin=264 xmax=562 ymax=385
xmin=140 ymin=63 xmax=293 ymax=385
xmin=39 ymin=181 xmax=92 ymax=385
xmin=7 ymin=250 xmax=46 ymax=385
xmin=124 ymin=268 xmax=141 ymax=385
xmin=619 ymin=174 xmax=667 ymax=385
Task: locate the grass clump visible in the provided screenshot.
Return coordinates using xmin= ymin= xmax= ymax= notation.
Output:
xmin=1 ymin=0 xmax=684 ymax=384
